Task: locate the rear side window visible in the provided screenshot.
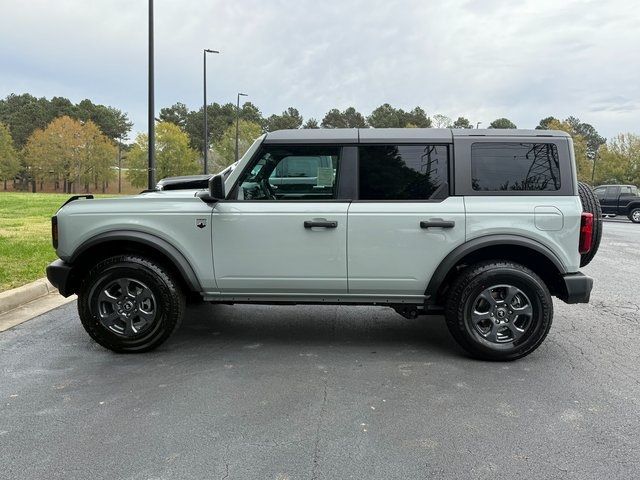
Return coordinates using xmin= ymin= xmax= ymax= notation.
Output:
xmin=358 ymin=145 xmax=448 ymax=200
xmin=471 ymin=143 xmax=560 ymax=191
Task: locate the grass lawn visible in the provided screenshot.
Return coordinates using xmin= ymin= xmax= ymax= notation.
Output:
xmin=0 ymin=192 xmax=111 ymax=292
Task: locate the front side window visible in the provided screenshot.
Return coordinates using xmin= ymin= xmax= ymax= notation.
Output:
xmin=471 ymin=143 xmax=560 ymax=191
xmin=358 ymin=145 xmax=449 ymax=200
xmin=594 ymin=187 xmax=606 ymax=200
xmin=235 ymin=145 xmax=340 ymax=200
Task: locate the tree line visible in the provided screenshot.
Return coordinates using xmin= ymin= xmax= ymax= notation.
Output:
xmin=0 ymin=92 xmax=638 ymax=192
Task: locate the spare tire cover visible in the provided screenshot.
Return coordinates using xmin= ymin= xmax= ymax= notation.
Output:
xmin=578 ymin=181 xmax=603 ymax=267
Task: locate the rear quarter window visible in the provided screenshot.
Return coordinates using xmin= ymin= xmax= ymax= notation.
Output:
xmin=471 ymin=142 xmax=561 ymax=191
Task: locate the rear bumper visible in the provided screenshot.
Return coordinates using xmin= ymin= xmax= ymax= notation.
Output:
xmin=46 ymin=259 xmax=75 ymax=297
xmin=558 ymin=272 xmax=593 ymax=304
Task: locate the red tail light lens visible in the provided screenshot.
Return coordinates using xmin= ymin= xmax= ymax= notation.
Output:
xmin=579 ymin=212 xmax=593 ymax=254
xmin=51 ymin=216 xmax=58 ymax=249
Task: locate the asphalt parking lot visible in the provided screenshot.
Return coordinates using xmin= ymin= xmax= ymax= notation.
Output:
xmin=1 ymin=220 xmax=639 ymax=480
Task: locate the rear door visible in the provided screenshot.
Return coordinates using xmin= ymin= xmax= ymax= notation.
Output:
xmin=347 ymin=142 xmax=466 ymax=296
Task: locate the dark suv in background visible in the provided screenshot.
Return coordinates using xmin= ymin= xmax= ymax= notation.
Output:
xmin=594 ymin=184 xmax=640 ymax=223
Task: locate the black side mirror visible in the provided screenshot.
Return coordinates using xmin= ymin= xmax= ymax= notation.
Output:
xmin=209 ymin=173 xmax=226 ymax=200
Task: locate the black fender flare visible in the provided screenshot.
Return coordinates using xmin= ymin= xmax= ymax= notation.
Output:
xmin=425 ymin=234 xmax=567 ymax=299
xmin=69 ymin=230 xmax=202 ymax=292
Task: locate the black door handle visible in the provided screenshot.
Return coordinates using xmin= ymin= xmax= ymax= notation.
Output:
xmin=420 ymin=219 xmax=455 ymax=229
xmin=304 ymin=220 xmax=338 ymax=229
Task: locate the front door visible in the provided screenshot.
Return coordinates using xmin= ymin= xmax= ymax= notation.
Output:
xmin=347 ymin=144 xmax=466 ymax=296
xmin=211 ymin=144 xmax=348 ymax=294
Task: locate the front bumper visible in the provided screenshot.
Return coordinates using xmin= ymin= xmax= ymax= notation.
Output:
xmin=558 ymin=272 xmax=593 ymax=304
xmin=46 ymin=259 xmax=75 ymax=297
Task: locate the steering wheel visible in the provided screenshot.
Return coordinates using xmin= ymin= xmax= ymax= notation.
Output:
xmin=260 ymin=178 xmax=277 ymax=200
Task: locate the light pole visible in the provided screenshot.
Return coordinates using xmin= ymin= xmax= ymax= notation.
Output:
xmin=118 ymin=135 xmax=122 ymax=193
xmin=203 ymin=48 xmax=219 ymax=174
xmin=235 ymin=92 xmax=248 ymax=162
xmin=148 ymin=0 xmax=155 ymax=189
xmin=476 ymin=121 xmax=482 ymax=129
xmin=591 ymin=148 xmax=599 ymax=183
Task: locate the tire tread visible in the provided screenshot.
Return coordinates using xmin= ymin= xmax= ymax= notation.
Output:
xmin=77 ymin=254 xmax=185 ymax=353
xmin=444 ymin=260 xmax=553 ymax=361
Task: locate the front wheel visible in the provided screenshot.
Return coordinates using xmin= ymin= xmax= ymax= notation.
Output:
xmin=629 ymin=208 xmax=640 ymax=223
xmin=444 ymin=261 xmax=553 ymax=361
xmin=77 ymin=255 xmax=185 ymax=353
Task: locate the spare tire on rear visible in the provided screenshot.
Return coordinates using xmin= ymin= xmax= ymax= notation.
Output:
xmin=578 ymin=181 xmax=602 ymax=267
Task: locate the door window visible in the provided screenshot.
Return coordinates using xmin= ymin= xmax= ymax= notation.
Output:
xmin=235 ymin=146 xmax=340 ymax=200
xmin=358 ymin=145 xmax=449 ymax=200
xmin=605 ymin=186 xmax=619 ymax=199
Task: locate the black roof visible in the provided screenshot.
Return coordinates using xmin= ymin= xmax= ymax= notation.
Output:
xmin=263 ymin=128 xmax=570 ymax=144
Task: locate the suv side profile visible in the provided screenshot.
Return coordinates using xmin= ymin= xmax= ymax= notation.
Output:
xmin=46 ymin=128 xmax=598 ymax=360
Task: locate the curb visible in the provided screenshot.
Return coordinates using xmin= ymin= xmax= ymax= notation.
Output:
xmin=0 ymin=278 xmax=59 ymax=315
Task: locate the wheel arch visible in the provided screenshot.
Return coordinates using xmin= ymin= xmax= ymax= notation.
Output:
xmin=68 ymin=230 xmax=202 ymax=294
xmin=627 ymin=201 xmax=640 ymax=212
xmin=426 ymin=235 xmax=567 ymax=306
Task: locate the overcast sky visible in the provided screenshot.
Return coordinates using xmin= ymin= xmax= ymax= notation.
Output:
xmin=1 ymin=0 xmax=638 ymax=139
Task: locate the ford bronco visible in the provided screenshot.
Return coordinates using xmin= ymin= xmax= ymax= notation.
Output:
xmin=46 ymin=128 xmax=601 ymax=360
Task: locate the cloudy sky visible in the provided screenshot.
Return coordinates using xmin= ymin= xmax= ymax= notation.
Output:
xmin=1 ymin=0 xmax=638 ymax=138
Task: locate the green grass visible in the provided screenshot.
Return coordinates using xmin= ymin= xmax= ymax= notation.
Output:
xmin=0 ymin=192 xmax=112 ymax=292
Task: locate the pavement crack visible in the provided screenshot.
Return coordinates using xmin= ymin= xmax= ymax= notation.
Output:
xmin=310 ymin=377 xmax=328 ymax=480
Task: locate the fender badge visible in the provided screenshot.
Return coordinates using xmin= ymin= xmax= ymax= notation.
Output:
xmin=196 ymin=218 xmax=207 ymax=229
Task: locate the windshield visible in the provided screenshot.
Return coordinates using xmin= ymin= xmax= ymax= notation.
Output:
xmin=239 ymin=135 xmax=264 ymax=165
xmin=224 ymin=134 xmax=265 ymax=188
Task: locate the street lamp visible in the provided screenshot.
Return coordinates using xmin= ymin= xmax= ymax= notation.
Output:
xmin=235 ymin=92 xmax=248 ymax=162
xmin=118 ymin=135 xmax=123 ymax=193
xmin=476 ymin=121 xmax=482 ymax=129
xmin=591 ymin=147 xmax=600 ymax=183
xmin=203 ymin=48 xmax=220 ymax=174
xmin=148 ymin=0 xmax=155 ymax=189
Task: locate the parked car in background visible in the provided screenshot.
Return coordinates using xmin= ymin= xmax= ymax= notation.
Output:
xmin=593 ymin=184 xmax=640 ymax=223
xmin=155 ymin=163 xmax=238 ymax=191
xmin=155 ymin=174 xmax=211 ymax=191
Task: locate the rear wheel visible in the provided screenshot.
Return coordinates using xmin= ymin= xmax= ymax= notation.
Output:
xmin=445 ymin=261 xmax=553 ymax=361
xmin=77 ymin=255 xmax=185 ymax=353
xmin=578 ymin=181 xmax=602 ymax=266
xmin=629 ymin=208 xmax=640 ymax=224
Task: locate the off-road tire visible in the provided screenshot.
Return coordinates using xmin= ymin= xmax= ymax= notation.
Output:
xmin=444 ymin=260 xmax=553 ymax=361
xmin=77 ymin=255 xmax=185 ymax=353
xmin=578 ymin=181 xmax=602 ymax=266
xmin=628 ymin=208 xmax=640 ymax=224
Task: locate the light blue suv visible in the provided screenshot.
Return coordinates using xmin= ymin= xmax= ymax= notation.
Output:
xmin=47 ymin=128 xmax=601 ymax=360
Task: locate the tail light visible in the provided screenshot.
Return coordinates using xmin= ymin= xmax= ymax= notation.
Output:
xmin=579 ymin=212 xmax=593 ymax=254
xmin=51 ymin=216 xmax=58 ymax=249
